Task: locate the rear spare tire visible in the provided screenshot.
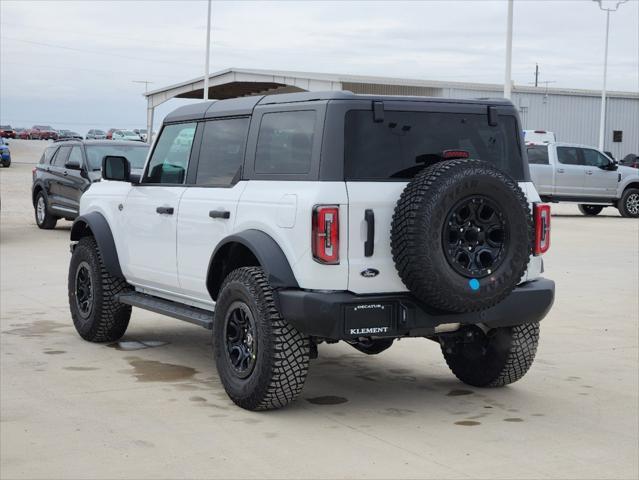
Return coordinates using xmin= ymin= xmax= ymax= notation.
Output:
xmin=391 ymin=159 xmax=532 ymax=313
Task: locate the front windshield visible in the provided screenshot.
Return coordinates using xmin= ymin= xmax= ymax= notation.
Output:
xmin=121 ymin=131 xmax=137 ymax=136
xmin=85 ymin=144 xmax=150 ymax=170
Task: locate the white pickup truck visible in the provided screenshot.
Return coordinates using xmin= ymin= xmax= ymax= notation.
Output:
xmin=528 ymin=142 xmax=639 ymax=217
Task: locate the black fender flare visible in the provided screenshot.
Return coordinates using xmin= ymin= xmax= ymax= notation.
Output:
xmin=207 ymin=230 xmax=299 ymax=299
xmin=70 ymin=212 xmax=124 ymax=279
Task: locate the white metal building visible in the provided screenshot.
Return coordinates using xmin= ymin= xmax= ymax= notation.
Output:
xmin=144 ymin=68 xmax=639 ymax=159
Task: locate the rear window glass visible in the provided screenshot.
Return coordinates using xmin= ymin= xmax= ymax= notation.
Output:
xmin=85 ymin=144 xmax=150 ymax=170
xmin=344 ymin=110 xmax=524 ymax=180
xmin=526 ymin=145 xmax=549 ymax=164
xmin=255 ymin=111 xmax=315 ymax=175
xmin=40 ymin=146 xmax=58 ymax=164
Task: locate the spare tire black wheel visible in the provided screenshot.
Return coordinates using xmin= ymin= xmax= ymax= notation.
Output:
xmin=391 ymin=159 xmax=533 ymax=313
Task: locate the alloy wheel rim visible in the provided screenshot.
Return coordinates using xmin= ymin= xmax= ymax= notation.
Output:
xmin=75 ymin=261 xmax=94 ymax=318
xmin=224 ymin=302 xmax=257 ymax=378
xmin=626 ymin=193 xmax=639 ymax=215
xmin=443 ymin=195 xmax=508 ymax=278
xmin=36 ymin=196 xmax=46 ymax=224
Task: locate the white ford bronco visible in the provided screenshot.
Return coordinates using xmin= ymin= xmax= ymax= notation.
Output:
xmin=68 ymin=92 xmax=555 ymax=410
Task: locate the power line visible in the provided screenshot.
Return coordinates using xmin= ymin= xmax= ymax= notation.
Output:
xmin=0 ymin=21 xmax=203 ymax=50
xmin=0 ymin=60 xmax=181 ymax=80
xmin=1 ymin=36 xmax=201 ymax=68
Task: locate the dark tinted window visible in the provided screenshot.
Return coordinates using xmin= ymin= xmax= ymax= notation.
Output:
xmin=255 ymin=111 xmax=315 ymax=174
xmin=85 ymin=144 xmax=149 ymax=171
xmin=527 ymin=145 xmax=549 ymax=164
xmin=143 ymin=123 xmax=196 ymax=184
xmin=557 ymin=147 xmax=581 ymax=165
xmin=68 ymin=146 xmax=83 ymax=166
xmin=39 ymin=146 xmax=58 ymax=164
xmin=581 ymin=148 xmax=609 ymax=168
xmin=344 ymin=111 xmax=524 ymax=180
xmin=196 ymin=118 xmax=249 ymax=186
xmin=51 ymin=146 xmax=71 ymax=166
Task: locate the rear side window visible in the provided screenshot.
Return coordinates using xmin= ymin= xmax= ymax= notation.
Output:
xmin=51 ymin=146 xmax=71 ymax=167
xmin=255 ymin=111 xmax=315 ymax=174
xmin=196 ymin=117 xmax=250 ymax=186
xmin=39 ymin=146 xmax=58 ymax=164
xmin=557 ymin=147 xmax=581 ymax=165
xmin=144 ymin=123 xmax=196 ymax=184
xmin=344 ymin=110 xmax=524 ymax=180
xmin=526 ymin=145 xmax=549 ymax=164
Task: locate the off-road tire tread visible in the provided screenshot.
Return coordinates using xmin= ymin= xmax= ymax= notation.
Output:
xmin=69 ymin=236 xmax=131 ymax=342
xmin=443 ymin=322 xmax=540 ymax=387
xmin=214 ymin=267 xmax=310 ymax=411
xmin=391 ymin=159 xmax=533 ymax=313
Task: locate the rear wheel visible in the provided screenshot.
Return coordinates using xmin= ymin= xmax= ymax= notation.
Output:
xmin=213 ymin=267 xmax=310 ymax=410
xmin=68 ymin=236 xmax=131 ymax=342
xmin=34 ymin=192 xmax=58 ymax=229
xmin=441 ymin=323 xmax=539 ymax=387
xmin=618 ymin=188 xmax=639 ymax=218
xmin=578 ymin=204 xmax=604 ymax=216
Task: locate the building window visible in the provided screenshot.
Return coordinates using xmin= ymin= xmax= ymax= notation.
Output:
xmin=613 ymin=130 xmax=623 ymax=142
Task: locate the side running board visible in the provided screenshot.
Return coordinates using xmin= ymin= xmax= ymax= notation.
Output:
xmin=117 ymin=292 xmax=213 ymax=329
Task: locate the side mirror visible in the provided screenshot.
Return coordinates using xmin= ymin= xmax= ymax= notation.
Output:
xmin=102 ymin=155 xmax=130 ymax=182
xmin=604 ymin=162 xmax=618 ymax=171
xmin=65 ymin=159 xmax=81 ymax=170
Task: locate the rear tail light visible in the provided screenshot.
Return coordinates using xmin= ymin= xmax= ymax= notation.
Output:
xmin=312 ymin=205 xmax=339 ymax=264
xmin=442 ymin=149 xmax=470 ymax=160
xmin=533 ymin=203 xmax=551 ymax=255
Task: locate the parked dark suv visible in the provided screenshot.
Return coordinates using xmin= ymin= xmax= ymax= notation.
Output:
xmin=32 ymin=140 xmax=150 ymax=229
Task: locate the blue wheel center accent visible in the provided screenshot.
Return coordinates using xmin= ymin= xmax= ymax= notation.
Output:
xmin=469 ymin=278 xmax=480 ymax=291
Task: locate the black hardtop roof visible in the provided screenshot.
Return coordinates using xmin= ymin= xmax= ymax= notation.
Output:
xmin=163 ymin=91 xmax=514 ymax=124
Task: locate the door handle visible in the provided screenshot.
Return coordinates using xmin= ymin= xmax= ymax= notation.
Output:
xmin=585 ymin=170 xmax=593 ymax=175
xmin=364 ymin=209 xmax=375 ymax=257
xmin=156 ymin=206 xmax=174 ymax=215
xmin=209 ymin=210 xmax=230 ymax=219
xmin=556 ymin=168 xmax=565 ymax=173
xmin=63 ymin=171 xmax=68 ymax=176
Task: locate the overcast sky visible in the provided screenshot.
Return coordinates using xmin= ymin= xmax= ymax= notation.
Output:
xmin=1 ymin=0 xmax=637 ymax=134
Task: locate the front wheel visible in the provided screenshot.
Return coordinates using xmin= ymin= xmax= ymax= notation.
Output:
xmin=441 ymin=322 xmax=539 ymax=387
xmin=213 ymin=267 xmax=310 ymax=411
xmin=68 ymin=236 xmax=131 ymax=342
xmin=578 ymin=204 xmax=604 ymax=216
xmin=618 ymin=189 xmax=639 ymax=218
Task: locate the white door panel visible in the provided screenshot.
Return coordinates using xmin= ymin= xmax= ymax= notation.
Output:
xmin=176 ymin=182 xmax=248 ymax=302
xmin=121 ymin=186 xmax=185 ymax=290
xmin=235 ymin=181 xmax=349 ymax=291
xmin=346 ymin=182 xmax=408 ymax=294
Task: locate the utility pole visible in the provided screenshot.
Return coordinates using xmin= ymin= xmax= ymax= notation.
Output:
xmin=593 ymin=0 xmax=628 ymax=151
xmin=132 ymin=80 xmax=153 ymax=94
xmin=203 ymin=0 xmax=212 ymax=101
xmin=534 ymin=63 xmax=539 ymax=87
xmin=504 ymin=0 xmax=514 ymax=99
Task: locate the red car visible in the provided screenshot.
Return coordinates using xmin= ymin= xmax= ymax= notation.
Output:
xmin=28 ymin=125 xmax=58 ymax=140
xmin=0 ymin=125 xmax=16 ymax=139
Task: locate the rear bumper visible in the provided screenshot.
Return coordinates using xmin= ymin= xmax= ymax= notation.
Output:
xmin=277 ymin=278 xmax=555 ymax=340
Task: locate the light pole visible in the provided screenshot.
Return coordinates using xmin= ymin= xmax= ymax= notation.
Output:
xmin=203 ymin=0 xmax=212 ymax=101
xmin=504 ymin=0 xmax=514 ymax=99
xmin=593 ymin=0 xmax=628 ymax=151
